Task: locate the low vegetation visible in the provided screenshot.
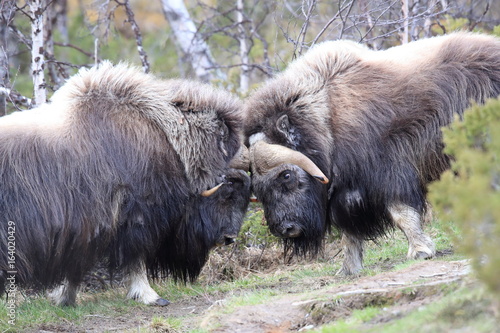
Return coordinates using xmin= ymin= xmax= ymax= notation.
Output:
xmin=2 ymin=101 xmax=500 ymax=332
xmin=430 ymin=97 xmax=500 ymax=297
xmin=0 ymin=211 xmax=489 ymax=332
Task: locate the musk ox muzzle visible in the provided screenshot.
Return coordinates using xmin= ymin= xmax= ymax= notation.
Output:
xmin=206 ymin=168 xmax=251 ymax=247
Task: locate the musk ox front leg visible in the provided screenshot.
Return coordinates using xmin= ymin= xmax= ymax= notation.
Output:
xmin=126 ymin=263 xmax=169 ymax=306
xmin=47 ymin=280 xmax=79 ymax=306
xmin=389 ymin=203 xmax=435 ymax=260
xmin=337 ymin=232 xmax=364 ymax=276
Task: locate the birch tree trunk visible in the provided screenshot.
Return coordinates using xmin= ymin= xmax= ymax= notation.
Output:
xmin=159 ymin=0 xmax=224 ymax=82
xmin=237 ymin=0 xmax=249 ymax=94
xmin=29 ymin=0 xmax=47 ymax=107
xmin=401 ymin=0 xmax=409 ymax=44
xmin=0 ymin=0 xmax=15 ymax=116
xmin=44 ymin=0 xmax=63 ymax=89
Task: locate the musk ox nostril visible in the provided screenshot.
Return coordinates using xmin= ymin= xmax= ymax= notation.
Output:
xmin=224 ymin=237 xmax=236 ymax=245
xmin=283 ymin=224 xmax=301 ymax=238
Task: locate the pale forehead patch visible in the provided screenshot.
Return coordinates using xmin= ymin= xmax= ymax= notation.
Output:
xmin=249 ymin=132 xmax=266 ymax=145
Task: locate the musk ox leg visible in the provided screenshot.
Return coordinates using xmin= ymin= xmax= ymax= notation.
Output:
xmin=389 ymin=203 xmax=436 ymax=260
xmin=47 ymin=280 xmax=78 ymax=306
xmin=337 ymin=232 xmax=364 ymax=276
xmin=126 ymin=263 xmax=170 ymax=306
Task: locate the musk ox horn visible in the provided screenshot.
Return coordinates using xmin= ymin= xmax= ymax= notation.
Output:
xmin=201 ymin=145 xmax=250 ymax=197
xmin=201 ymin=182 xmax=224 ymax=197
xmin=229 ymin=145 xmax=250 ymax=172
xmin=251 ymin=140 xmax=329 ymax=184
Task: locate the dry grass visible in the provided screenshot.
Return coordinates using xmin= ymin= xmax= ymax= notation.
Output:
xmin=199 ymin=240 xmax=343 ymax=285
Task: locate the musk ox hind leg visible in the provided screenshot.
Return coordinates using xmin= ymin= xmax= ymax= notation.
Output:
xmin=389 ymin=203 xmax=436 ymax=260
xmin=47 ymin=280 xmax=79 ymax=306
xmin=337 ymin=232 xmax=364 ymax=276
xmin=126 ymin=262 xmax=169 ymax=306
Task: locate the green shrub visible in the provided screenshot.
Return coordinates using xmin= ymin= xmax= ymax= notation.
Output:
xmin=429 ymin=98 xmax=500 ymax=295
xmin=237 ymin=203 xmax=280 ymax=249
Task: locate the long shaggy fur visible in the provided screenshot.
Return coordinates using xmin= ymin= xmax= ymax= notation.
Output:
xmin=0 ymin=62 xmax=248 ymax=296
xmin=244 ymin=32 xmax=500 ymax=254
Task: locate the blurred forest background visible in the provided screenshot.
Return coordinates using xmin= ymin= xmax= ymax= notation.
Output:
xmin=1 ymin=0 xmax=499 ymax=115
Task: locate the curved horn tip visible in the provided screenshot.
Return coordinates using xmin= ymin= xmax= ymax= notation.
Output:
xmin=201 ymin=182 xmax=224 ymax=197
xmin=314 ymin=175 xmax=330 ymax=184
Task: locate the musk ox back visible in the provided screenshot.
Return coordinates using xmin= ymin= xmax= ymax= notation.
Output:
xmin=0 ymin=62 xmax=251 ymax=305
xmin=244 ymin=32 xmax=500 ymax=275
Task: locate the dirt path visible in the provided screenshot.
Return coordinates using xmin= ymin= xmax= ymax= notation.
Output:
xmin=29 ymin=259 xmax=471 ymax=332
xmin=204 ymin=260 xmax=471 ymax=332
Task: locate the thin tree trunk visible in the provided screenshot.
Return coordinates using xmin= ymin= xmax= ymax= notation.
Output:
xmin=159 ymin=0 xmax=224 ymax=82
xmin=401 ymin=0 xmax=409 ymax=44
xmin=44 ymin=0 xmax=63 ymax=89
xmin=0 ymin=0 xmax=15 ymax=116
xmin=237 ymin=0 xmax=249 ymax=95
xmin=29 ymin=0 xmax=47 ymax=107
xmin=57 ymin=0 xmax=69 ymax=44
xmin=121 ymin=0 xmax=150 ymax=73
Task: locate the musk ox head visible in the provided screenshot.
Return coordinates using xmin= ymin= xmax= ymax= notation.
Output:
xmin=244 ymin=75 xmax=334 ymax=255
xmin=153 ymin=164 xmax=251 ymax=282
xmin=201 ymin=145 xmax=251 ymax=247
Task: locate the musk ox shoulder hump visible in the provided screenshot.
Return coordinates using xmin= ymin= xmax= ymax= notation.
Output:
xmin=52 ymin=61 xmax=162 ymax=114
xmin=282 ymin=40 xmax=368 ymax=83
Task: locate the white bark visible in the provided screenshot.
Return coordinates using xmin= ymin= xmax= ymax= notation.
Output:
xmin=0 ymin=0 xmax=15 ymax=115
xmin=29 ymin=0 xmax=47 ymax=106
xmin=237 ymin=0 xmax=249 ymax=94
xmin=159 ymin=0 xmax=224 ymax=82
xmin=400 ymin=0 xmax=409 ymax=44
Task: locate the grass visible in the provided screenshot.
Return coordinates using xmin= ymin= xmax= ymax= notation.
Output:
xmin=0 ymin=215 xmax=466 ymax=332
xmin=0 ymin=289 xmax=136 ymax=332
xmin=371 ymin=284 xmax=497 ymax=333
xmin=148 ymin=316 xmax=184 ymax=333
xmin=312 ymin=306 xmax=382 ymax=333
xmin=311 ymin=282 xmax=496 ymax=333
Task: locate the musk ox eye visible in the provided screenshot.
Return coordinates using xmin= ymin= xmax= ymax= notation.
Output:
xmin=280 ymin=170 xmax=291 ymax=180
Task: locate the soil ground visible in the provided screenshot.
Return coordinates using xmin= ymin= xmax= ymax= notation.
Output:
xmin=25 ymin=254 xmax=475 ymax=333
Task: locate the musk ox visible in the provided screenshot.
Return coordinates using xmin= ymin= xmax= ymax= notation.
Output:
xmin=0 ymin=62 xmax=251 ymax=306
xmin=244 ymin=32 xmax=500 ymax=275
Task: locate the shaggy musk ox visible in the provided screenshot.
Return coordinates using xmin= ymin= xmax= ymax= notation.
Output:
xmin=244 ymin=32 xmax=500 ymax=275
xmin=0 ymin=62 xmax=251 ymax=306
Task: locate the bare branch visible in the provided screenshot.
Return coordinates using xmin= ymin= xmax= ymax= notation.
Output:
xmin=53 ymin=41 xmax=96 ymax=60
xmin=295 ymin=0 xmax=316 ymax=57
xmin=9 ymin=24 xmax=32 ymax=49
xmin=468 ymin=1 xmax=490 ymax=31
xmin=0 ymin=87 xmax=33 ymax=109
xmin=311 ymin=0 xmax=355 ymax=47
xmin=115 ymin=0 xmax=150 ymax=73
xmin=337 ymin=0 xmax=355 ymax=40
